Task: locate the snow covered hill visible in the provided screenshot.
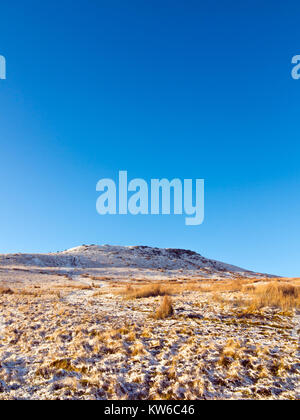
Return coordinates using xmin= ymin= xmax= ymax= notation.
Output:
xmin=0 ymin=245 xmax=274 ymax=278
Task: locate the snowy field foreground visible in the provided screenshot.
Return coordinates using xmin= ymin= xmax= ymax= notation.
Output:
xmin=0 ymin=245 xmax=299 ymax=400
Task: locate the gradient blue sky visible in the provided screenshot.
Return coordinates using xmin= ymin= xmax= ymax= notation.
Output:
xmin=0 ymin=0 xmax=299 ymax=276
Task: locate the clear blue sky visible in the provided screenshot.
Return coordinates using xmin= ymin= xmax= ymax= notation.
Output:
xmin=0 ymin=0 xmax=299 ymax=276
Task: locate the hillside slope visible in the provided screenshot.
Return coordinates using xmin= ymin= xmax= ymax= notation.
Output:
xmin=0 ymin=245 xmax=274 ymax=278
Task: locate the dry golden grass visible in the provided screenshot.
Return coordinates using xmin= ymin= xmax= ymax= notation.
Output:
xmin=154 ymin=296 xmax=174 ymax=319
xmin=115 ymin=278 xmax=300 ymax=313
xmin=120 ymin=283 xmax=174 ymax=299
xmin=191 ymin=278 xmax=300 ymax=313
xmin=10 ymin=288 xmax=61 ymax=299
xmin=130 ymin=342 xmax=146 ymax=356
xmin=56 ymin=284 xmax=92 ymax=290
xmin=118 ymin=279 xmax=216 ymax=298
xmin=0 ymin=271 xmax=299 ymax=400
xmin=183 ymin=278 xmax=251 ymax=294
xmin=248 ymin=282 xmax=300 ymax=311
xmin=210 ymin=278 xmax=246 ymax=293
xmin=0 ymin=286 xmax=14 ymax=295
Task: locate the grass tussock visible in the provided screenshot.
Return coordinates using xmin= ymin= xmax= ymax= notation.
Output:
xmin=121 ymin=284 xmax=173 ymax=299
xmin=0 ymin=286 xmax=14 ymax=295
xmin=154 ymin=296 xmax=174 ymax=319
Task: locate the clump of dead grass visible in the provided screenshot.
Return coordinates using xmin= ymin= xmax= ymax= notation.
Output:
xmin=0 ymin=286 xmax=14 ymax=295
xmin=218 ymin=339 xmax=242 ymax=368
xmin=154 ymin=296 xmax=174 ymax=319
xmin=121 ymin=283 xmax=173 ymax=299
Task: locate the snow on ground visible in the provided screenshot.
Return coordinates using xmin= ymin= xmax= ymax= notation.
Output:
xmin=0 ymin=259 xmax=299 ymax=400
